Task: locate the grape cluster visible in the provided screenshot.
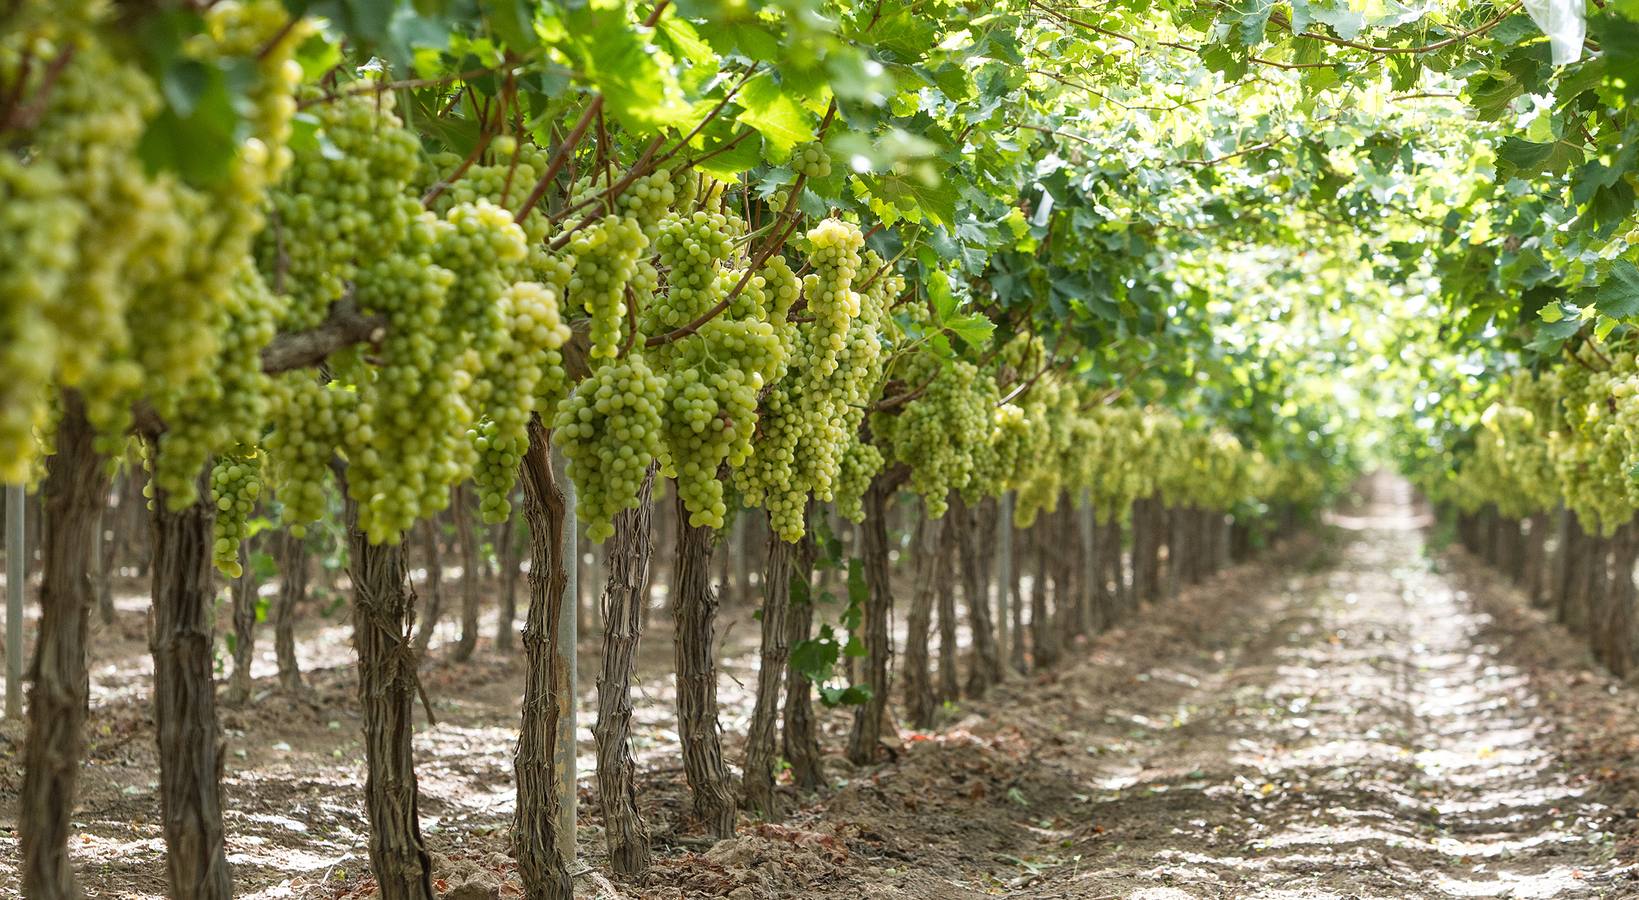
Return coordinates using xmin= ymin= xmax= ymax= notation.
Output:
xmin=1012 ymin=377 xmax=1078 ymax=526
xmin=469 ymin=281 xmax=573 ymax=522
xmin=149 ymin=266 xmax=280 ymax=509
xmin=568 ymin=215 xmax=649 ymax=361
xmin=613 ymin=170 xmax=681 ymax=235
xmin=264 ymin=372 xmax=351 ymax=532
xmin=656 ymin=317 xmax=782 ymax=529
xmin=2 ymin=0 xmax=306 ymax=488
xmin=1081 ymin=405 xmax=1149 ymax=517
xmin=0 ymin=158 xmax=80 ymax=483
xmin=438 ymin=200 xmax=531 ymax=397
xmin=874 ymin=358 xmax=987 ymax=517
xmin=647 ymin=211 xmax=737 ymax=330
xmin=793 ymin=142 xmax=832 ymax=179
xmin=211 ymin=451 xmax=262 ymax=578
xmin=554 ymin=356 xmax=666 ymax=541
xmin=801 ymin=219 xmax=864 ymax=378
xmin=264 ymin=93 xmax=423 ymax=329
xmin=834 ymin=439 xmax=884 ymax=524
xmin=734 ymin=226 xmax=889 ymax=541
xmin=958 ymin=381 xmax=1010 ymax=505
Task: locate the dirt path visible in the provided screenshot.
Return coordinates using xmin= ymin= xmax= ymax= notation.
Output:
xmin=994 ymin=486 xmax=1634 ymax=898
xmin=3 ymin=481 xmax=1638 ymax=899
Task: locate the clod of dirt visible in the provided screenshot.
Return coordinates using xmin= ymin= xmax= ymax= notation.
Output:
xmin=440 ymin=878 xmax=500 ymax=900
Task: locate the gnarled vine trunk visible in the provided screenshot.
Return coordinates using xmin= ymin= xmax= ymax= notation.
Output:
xmin=672 ymin=490 xmax=737 ymax=837
xmin=781 ymin=525 xmax=824 ymax=792
xmin=1600 ymin=519 xmax=1638 ymax=678
xmin=224 ymin=538 xmax=258 ymax=707
xmin=148 ymin=469 xmax=234 ymax=900
xmin=902 ymin=514 xmax=940 ymax=729
xmin=951 ymin=493 xmax=1001 ymax=697
xmin=1106 ymin=514 xmax=1129 ymax=619
xmin=1559 ymin=515 xmax=1593 ymax=634
xmin=274 ymin=528 xmax=308 ymax=693
xmin=1131 ymin=496 xmax=1160 ymax=604
xmin=20 ymin=392 xmax=108 ymax=900
xmin=1078 ymin=500 xmax=1101 ymax=635
xmin=450 ymin=484 xmax=481 ymax=662
xmin=514 ymin=423 xmax=575 ymax=899
xmin=1029 ymin=518 xmax=1059 ymax=669
xmin=1000 ymin=493 xmax=1026 ymax=673
xmin=345 ymin=493 xmax=435 ymax=900
xmin=1054 ymin=501 xmax=1084 ymax=640
xmin=594 ymin=469 xmax=656 ymax=874
xmin=496 ymin=507 xmax=521 ymax=650
xmin=849 ymin=471 xmax=898 ymax=764
xmin=743 ymin=509 xmax=793 ymax=818
xmin=1522 ymin=511 xmax=1549 ymax=609
xmin=411 ymin=517 xmax=443 ymax=658
xmin=935 ymin=514 xmax=960 ymax=704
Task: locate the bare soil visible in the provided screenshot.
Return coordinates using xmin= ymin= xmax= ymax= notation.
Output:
xmin=2 ymin=481 xmax=1638 ymax=899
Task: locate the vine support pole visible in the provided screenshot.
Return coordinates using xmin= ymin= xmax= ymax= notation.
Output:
xmin=5 ymin=482 xmax=21 ymax=719
xmin=996 ymin=492 xmax=1017 ymax=674
xmin=555 ymin=447 xmax=578 ymax=865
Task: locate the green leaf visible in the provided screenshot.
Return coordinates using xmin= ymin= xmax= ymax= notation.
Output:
xmin=483 ymin=0 xmax=537 ymax=54
xmin=657 ymin=16 xmax=714 ymax=65
xmin=790 ymin=638 xmax=839 ymax=683
xmin=1590 ymin=260 xmax=1639 ymax=320
xmin=1229 ymin=0 xmax=1273 ymax=45
xmin=1198 ymin=44 xmax=1249 ymax=81
xmin=859 ymin=170 xmax=958 ymax=227
xmin=1495 ymin=137 xmax=1583 ymax=177
xmin=736 ymin=72 xmax=814 ymax=159
xmin=928 ymin=269 xmax=955 ymax=321
xmin=946 ymin=312 xmax=995 ymax=349
xmin=693 ymin=131 xmax=764 ymax=181
xmin=139 ymin=58 xmax=254 ymax=186
xmin=567 ymin=6 xmax=691 ymax=133
xmin=818 ymin=683 xmax=872 ymax=707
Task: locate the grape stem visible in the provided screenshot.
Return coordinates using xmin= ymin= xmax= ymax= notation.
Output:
xmin=997 ymin=341 xmax=1065 ymax=407
xmin=546 ymin=136 xmax=664 ymax=247
xmin=545 ymin=64 xmax=757 ymax=237
xmin=514 ymin=96 xmax=603 ymax=224
xmin=685 ymin=129 xmax=753 ymax=170
xmin=296 ymin=62 xmax=524 ymax=109
xmin=644 ymin=211 xmax=803 ymax=348
xmin=857 ymin=240 xmax=912 ymax=293
xmin=255 ymin=15 xmax=304 ymax=61
xmin=261 ymin=301 xmax=388 ymax=374
xmin=647 ymin=64 xmax=761 ymax=172
xmin=423 ymin=130 xmax=496 ymax=207
xmin=0 ymin=46 xmax=73 ymax=135
xmin=128 ymin=302 xmax=385 ymax=436
xmin=873 ymin=375 xmax=937 ymax=413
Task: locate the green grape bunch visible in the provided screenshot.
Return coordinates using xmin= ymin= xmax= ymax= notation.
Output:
xmin=793 ymin=142 xmax=832 ymax=179
xmin=567 ymin=215 xmax=649 ymax=362
xmin=554 ymin=355 xmax=666 ymax=542
xmin=211 ymin=451 xmax=263 ymax=578
xmin=469 ymin=281 xmax=573 ymax=523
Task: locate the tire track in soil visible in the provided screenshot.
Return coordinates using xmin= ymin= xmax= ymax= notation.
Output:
xmin=1012 ymin=484 xmax=1629 ymax=899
